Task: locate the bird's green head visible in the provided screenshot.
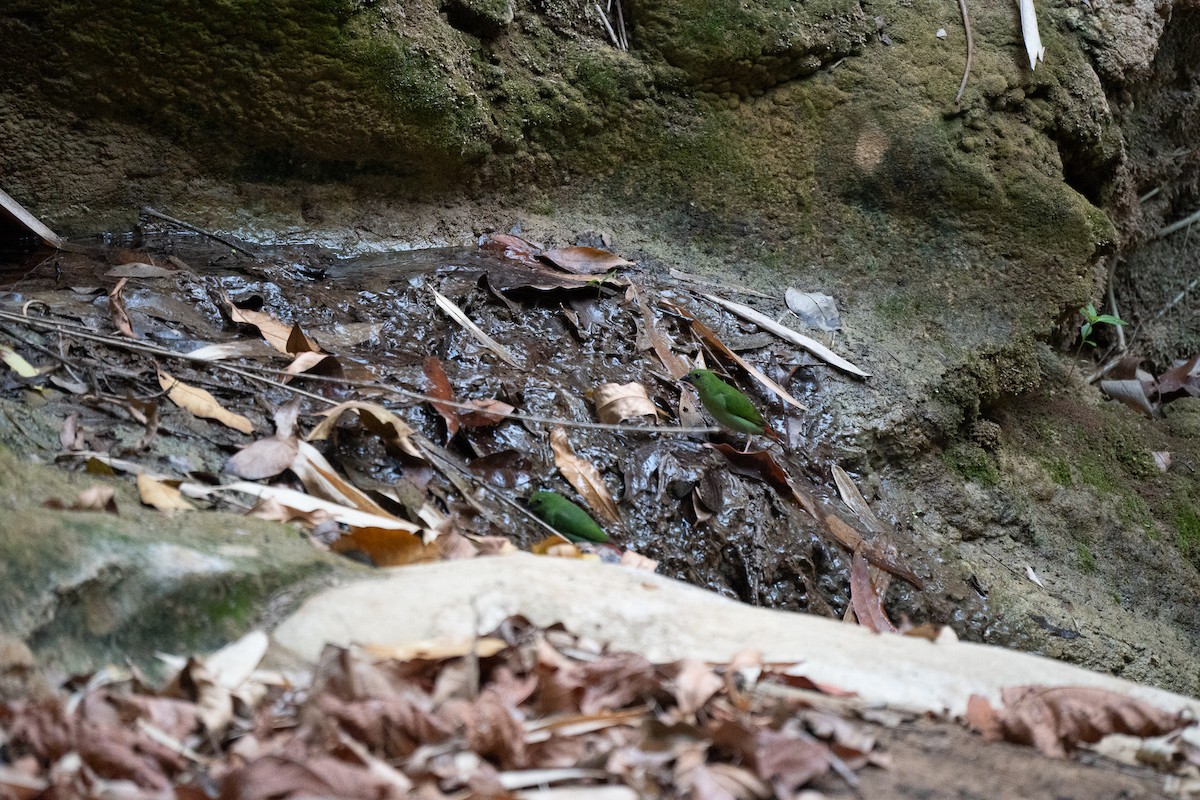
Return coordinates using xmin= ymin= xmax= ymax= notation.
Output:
xmin=527 ymin=491 xmax=554 ymax=510
xmin=681 ymin=368 xmax=712 ymax=385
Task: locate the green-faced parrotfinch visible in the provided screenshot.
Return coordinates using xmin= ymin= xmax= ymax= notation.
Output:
xmin=526 ymin=490 xmax=608 ymax=542
xmin=681 ymin=368 xmax=783 ymax=452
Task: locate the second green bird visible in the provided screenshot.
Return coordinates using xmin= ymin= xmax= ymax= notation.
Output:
xmin=527 ymin=490 xmax=608 ymax=542
xmin=681 ymin=368 xmax=782 ymax=452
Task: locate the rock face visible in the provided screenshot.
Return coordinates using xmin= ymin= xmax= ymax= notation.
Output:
xmin=0 ymin=445 xmax=361 ymax=675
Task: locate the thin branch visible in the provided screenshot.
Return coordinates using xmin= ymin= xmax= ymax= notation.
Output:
xmin=614 ymin=0 xmax=628 ymax=50
xmin=1106 ymin=258 xmax=1126 ymax=352
xmin=140 ymin=206 xmax=257 ymax=257
xmin=954 ymin=0 xmax=974 ymax=106
xmin=1157 ymin=206 xmax=1200 ymax=239
xmin=593 ymin=2 xmax=620 ymax=48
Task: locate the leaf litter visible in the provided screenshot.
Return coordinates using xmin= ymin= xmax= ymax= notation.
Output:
xmin=0 ymin=232 xmax=935 ymax=642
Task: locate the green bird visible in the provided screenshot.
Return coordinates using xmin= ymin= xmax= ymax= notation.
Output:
xmin=526 ymin=490 xmax=608 ymax=542
xmin=681 ymin=368 xmax=783 ymax=452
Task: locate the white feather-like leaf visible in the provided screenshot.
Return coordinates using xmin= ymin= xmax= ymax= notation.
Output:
xmin=1018 ymin=0 xmax=1045 ymax=69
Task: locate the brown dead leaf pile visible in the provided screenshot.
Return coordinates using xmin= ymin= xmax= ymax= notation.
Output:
xmin=0 ymin=619 xmax=883 ymax=800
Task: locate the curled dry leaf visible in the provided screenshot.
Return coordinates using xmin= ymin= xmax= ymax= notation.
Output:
xmin=549 ymin=427 xmax=621 ymax=526
xmin=225 ymin=296 xmax=304 ymax=354
xmin=672 ymin=660 xmax=724 ymax=718
xmin=210 ymin=481 xmax=420 ymax=531
xmin=481 ymin=232 xmax=543 ymax=266
xmin=136 ymin=474 xmax=195 ymax=512
xmin=593 ymin=382 xmax=659 ymax=424
xmin=541 ymin=246 xmax=635 ymax=275
xmin=713 ymin=444 xmax=819 ymax=519
xmin=966 ymin=686 xmax=1186 ymax=758
xmin=108 ymin=277 xmax=136 ymax=338
xmin=157 ymin=367 xmax=254 ymax=435
xmin=1158 ymin=354 xmax=1200 ymax=404
xmin=307 ymin=400 xmax=422 ymax=459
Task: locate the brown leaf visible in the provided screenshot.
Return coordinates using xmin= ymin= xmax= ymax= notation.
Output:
xmin=823 ymin=511 xmax=924 ymax=590
xmin=108 ymin=277 xmax=137 ymax=338
xmin=423 ymin=355 xmax=460 ymax=439
xmin=290 ymin=441 xmax=399 ymax=518
xmin=630 ymin=289 xmax=690 ymax=380
xmin=966 ymin=686 xmax=1187 ymax=758
xmin=831 ymin=465 xmax=885 ymax=534
xmin=332 ymin=527 xmax=440 ymax=567
xmin=226 ymin=299 xmax=302 ymax=355
xmin=712 ymin=720 xmax=831 ymax=798
xmin=1158 ymin=354 xmax=1200 ymax=404
xmin=157 ymin=368 xmax=254 ymax=434
xmin=457 ymin=398 xmax=516 ymax=427
xmin=481 ymin=232 xmax=543 ymax=266
xmin=549 ymin=426 xmax=621 ymax=525
xmin=44 ymin=485 xmax=119 ymax=514
xmin=541 ymin=245 xmax=635 ymax=275
xmin=307 ymin=400 xmax=422 ymax=459
xmin=225 ymin=435 xmax=299 ymax=480
xmin=712 ymin=445 xmax=819 ymax=518
xmin=60 ymin=413 xmax=85 ymax=451
xmin=849 ymin=550 xmax=897 ymax=633
xmin=136 ymin=474 xmax=195 ymax=512
xmin=285 ymin=322 xmax=321 ymax=354
xmin=593 ymin=382 xmax=659 ymax=424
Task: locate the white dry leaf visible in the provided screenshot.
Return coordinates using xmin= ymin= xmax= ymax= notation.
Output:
xmin=785 ymin=289 xmax=841 ymax=332
xmin=831 ymin=465 xmax=885 ymax=535
xmin=432 ymin=288 xmax=521 ymax=367
xmin=1025 ymin=565 xmax=1045 ymax=588
xmin=702 ymin=293 xmax=870 ymax=378
xmin=1018 ymin=0 xmax=1045 ymax=69
xmin=205 ymin=630 xmax=269 ymax=691
xmin=186 ymin=340 xmax=275 ymax=362
xmin=1153 ymin=451 xmax=1171 ymax=472
xmin=186 ymin=481 xmax=422 ymax=531
xmin=936 ymin=27 xmax=947 ymax=38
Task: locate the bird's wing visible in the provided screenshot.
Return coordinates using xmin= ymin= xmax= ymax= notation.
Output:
xmin=719 ymin=386 xmax=764 ymax=425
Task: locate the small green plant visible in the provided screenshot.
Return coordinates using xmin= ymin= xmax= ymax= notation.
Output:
xmin=1069 ymin=304 xmax=1125 ymax=379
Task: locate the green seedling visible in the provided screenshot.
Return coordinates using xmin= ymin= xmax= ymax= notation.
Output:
xmin=1069 ymin=303 xmax=1125 ymax=379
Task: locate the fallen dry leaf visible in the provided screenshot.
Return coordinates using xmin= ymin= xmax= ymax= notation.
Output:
xmin=672 ymin=660 xmax=724 ymax=718
xmin=107 ymin=277 xmax=136 ymax=338
xmin=481 ymin=232 xmax=543 ymax=266
xmin=423 ymin=355 xmax=461 ymax=439
xmin=832 ymin=465 xmax=885 ymax=535
xmin=225 ymin=298 xmax=311 ymax=355
xmin=432 ymin=288 xmax=521 ymax=367
xmin=157 ymin=368 xmax=254 ymax=435
xmin=458 ymin=398 xmax=516 ymax=427
xmin=785 ymin=289 xmax=841 ymax=333
xmin=849 ymin=550 xmax=897 ymax=634
xmin=44 ymin=485 xmax=119 ymax=515
xmin=966 ymin=686 xmax=1187 ymax=758
xmin=0 ymin=344 xmax=38 ymax=378
xmin=541 ymin=245 xmax=634 ymax=275
xmin=1158 ymin=354 xmax=1200 ymax=404
xmin=822 ymin=511 xmax=924 ymax=590
xmin=549 ymin=427 xmax=621 ymax=525
xmin=225 ymin=435 xmax=299 ymax=480
xmin=136 ymin=474 xmax=195 ymax=512
xmin=332 ymin=526 xmax=441 ymax=567
xmin=593 ymin=382 xmax=659 ymax=424
xmin=290 ymin=441 xmax=398 ymax=518
xmin=307 ymin=400 xmax=422 ymax=459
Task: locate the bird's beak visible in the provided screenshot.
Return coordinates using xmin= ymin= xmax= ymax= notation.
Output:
xmin=680 ymin=374 xmax=693 ymax=384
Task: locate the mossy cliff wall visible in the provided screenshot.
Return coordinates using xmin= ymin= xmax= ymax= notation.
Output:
xmin=1 ymin=0 xmax=1194 ymax=437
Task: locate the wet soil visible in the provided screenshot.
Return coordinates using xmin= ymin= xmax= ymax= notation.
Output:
xmin=0 ymin=232 xmax=966 ymax=631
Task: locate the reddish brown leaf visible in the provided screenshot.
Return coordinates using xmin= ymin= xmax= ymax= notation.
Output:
xmin=422 ymin=355 xmax=460 ymax=439
xmin=481 ymin=232 xmax=542 ymax=266
xmin=966 ymin=686 xmax=1187 ymax=758
xmin=331 ymin=527 xmax=439 ymax=567
xmin=850 ymin=549 xmax=897 ymax=633
xmin=541 ymin=245 xmax=635 ymax=275
xmin=712 ymin=444 xmax=819 ymax=518
xmin=457 ymin=398 xmax=516 ymax=427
